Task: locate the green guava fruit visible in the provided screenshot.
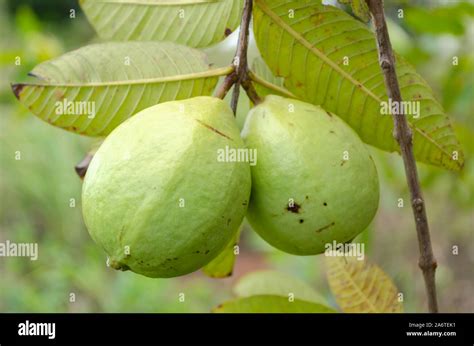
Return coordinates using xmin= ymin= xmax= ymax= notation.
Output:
xmin=242 ymin=95 xmax=379 ymax=255
xmin=82 ymin=96 xmax=251 ymax=278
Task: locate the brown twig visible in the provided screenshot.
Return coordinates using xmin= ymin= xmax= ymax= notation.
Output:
xmin=366 ymin=0 xmax=438 ymax=313
xmin=215 ymin=0 xmax=261 ymax=111
xmin=230 ymin=0 xmax=252 ymax=113
xmin=214 ymin=70 xmax=237 ymax=99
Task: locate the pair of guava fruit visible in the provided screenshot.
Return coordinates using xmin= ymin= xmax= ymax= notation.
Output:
xmin=82 ymin=95 xmax=379 ymax=278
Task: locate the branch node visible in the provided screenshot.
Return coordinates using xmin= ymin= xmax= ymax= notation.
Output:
xmin=419 ymin=258 xmax=438 ymax=271
xmin=412 ymin=197 xmax=424 ymax=213
xmin=380 ymin=58 xmax=391 ymax=70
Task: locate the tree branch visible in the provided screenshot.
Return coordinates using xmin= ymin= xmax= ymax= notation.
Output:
xmin=230 ymin=0 xmax=253 ymax=113
xmin=214 ymin=70 xmax=236 ymax=99
xmin=366 ymin=0 xmax=438 ymax=312
xmin=215 ymin=0 xmax=261 ymax=111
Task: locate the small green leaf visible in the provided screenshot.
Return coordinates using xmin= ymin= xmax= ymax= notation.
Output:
xmin=351 ymin=0 xmax=370 ymax=22
xmin=213 ymin=295 xmax=337 ymax=313
xmin=337 ymin=0 xmax=370 ymax=22
xmin=203 ymin=229 xmax=240 ymax=278
xmin=234 ymin=270 xmax=327 ymax=305
xmin=12 ymin=42 xmax=230 ymax=136
xmin=80 ymin=0 xmax=244 ymax=48
xmin=253 ymin=0 xmax=464 ymax=170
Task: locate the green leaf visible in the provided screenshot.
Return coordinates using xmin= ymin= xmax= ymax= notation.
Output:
xmin=234 ymin=270 xmax=328 ymax=305
xmin=12 ymin=42 xmax=230 ymax=136
xmin=250 ymin=57 xmax=296 ymax=99
xmin=213 ymin=295 xmax=337 ymax=313
xmin=253 ymin=0 xmax=464 ymax=170
xmin=326 ymin=256 xmax=403 ymax=313
xmin=80 ymin=0 xmax=244 ymax=48
xmin=202 ymin=229 xmax=240 ymax=278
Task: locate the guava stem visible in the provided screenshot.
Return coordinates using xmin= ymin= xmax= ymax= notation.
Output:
xmin=214 ymin=0 xmax=262 ymax=110
xmin=75 ymin=153 xmax=93 ymax=179
xmin=110 ymin=260 xmax=130 ymax=272
xmin=366 ymin=0 xmax=438 ymax=313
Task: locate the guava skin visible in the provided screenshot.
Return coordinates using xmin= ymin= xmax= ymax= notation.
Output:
xmin=82 ymin=97 xmax=251 ymax=278
xmin=242 ymin=95 xmax=379 ymax=255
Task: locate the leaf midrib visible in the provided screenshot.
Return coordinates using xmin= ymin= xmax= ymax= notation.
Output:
xmin=84 ymin=0 xmax=218 ymax=6
xmin=18 ymin=66 xmax=233 ymax=88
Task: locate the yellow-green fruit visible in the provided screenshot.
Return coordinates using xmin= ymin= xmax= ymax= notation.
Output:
xmin=242 ymin=95 xmax=379 ymax=255
xmin=82 ymin=97 xmax=251 ymax=278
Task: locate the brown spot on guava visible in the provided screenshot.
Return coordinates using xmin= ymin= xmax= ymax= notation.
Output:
xmin=110 ymin=260 xmax=130 ymax=271
xmin=299 ymin=219 xmax=304 ymax=224
xmin=225 ymin=28 xmax=232 ymax=37
xmin=195 ymin=119 xmax=233 ymax=140
xmin=286 ymin=202 xmax=301 ymax=213
xmin=323 ymin=202 xmax=327 ymax=206
xmin=315 ymin=222 xmax=335 ymax=233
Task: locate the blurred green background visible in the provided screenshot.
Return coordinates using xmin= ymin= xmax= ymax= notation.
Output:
xmin=0 ymin=0 xmax=473 ymax=313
